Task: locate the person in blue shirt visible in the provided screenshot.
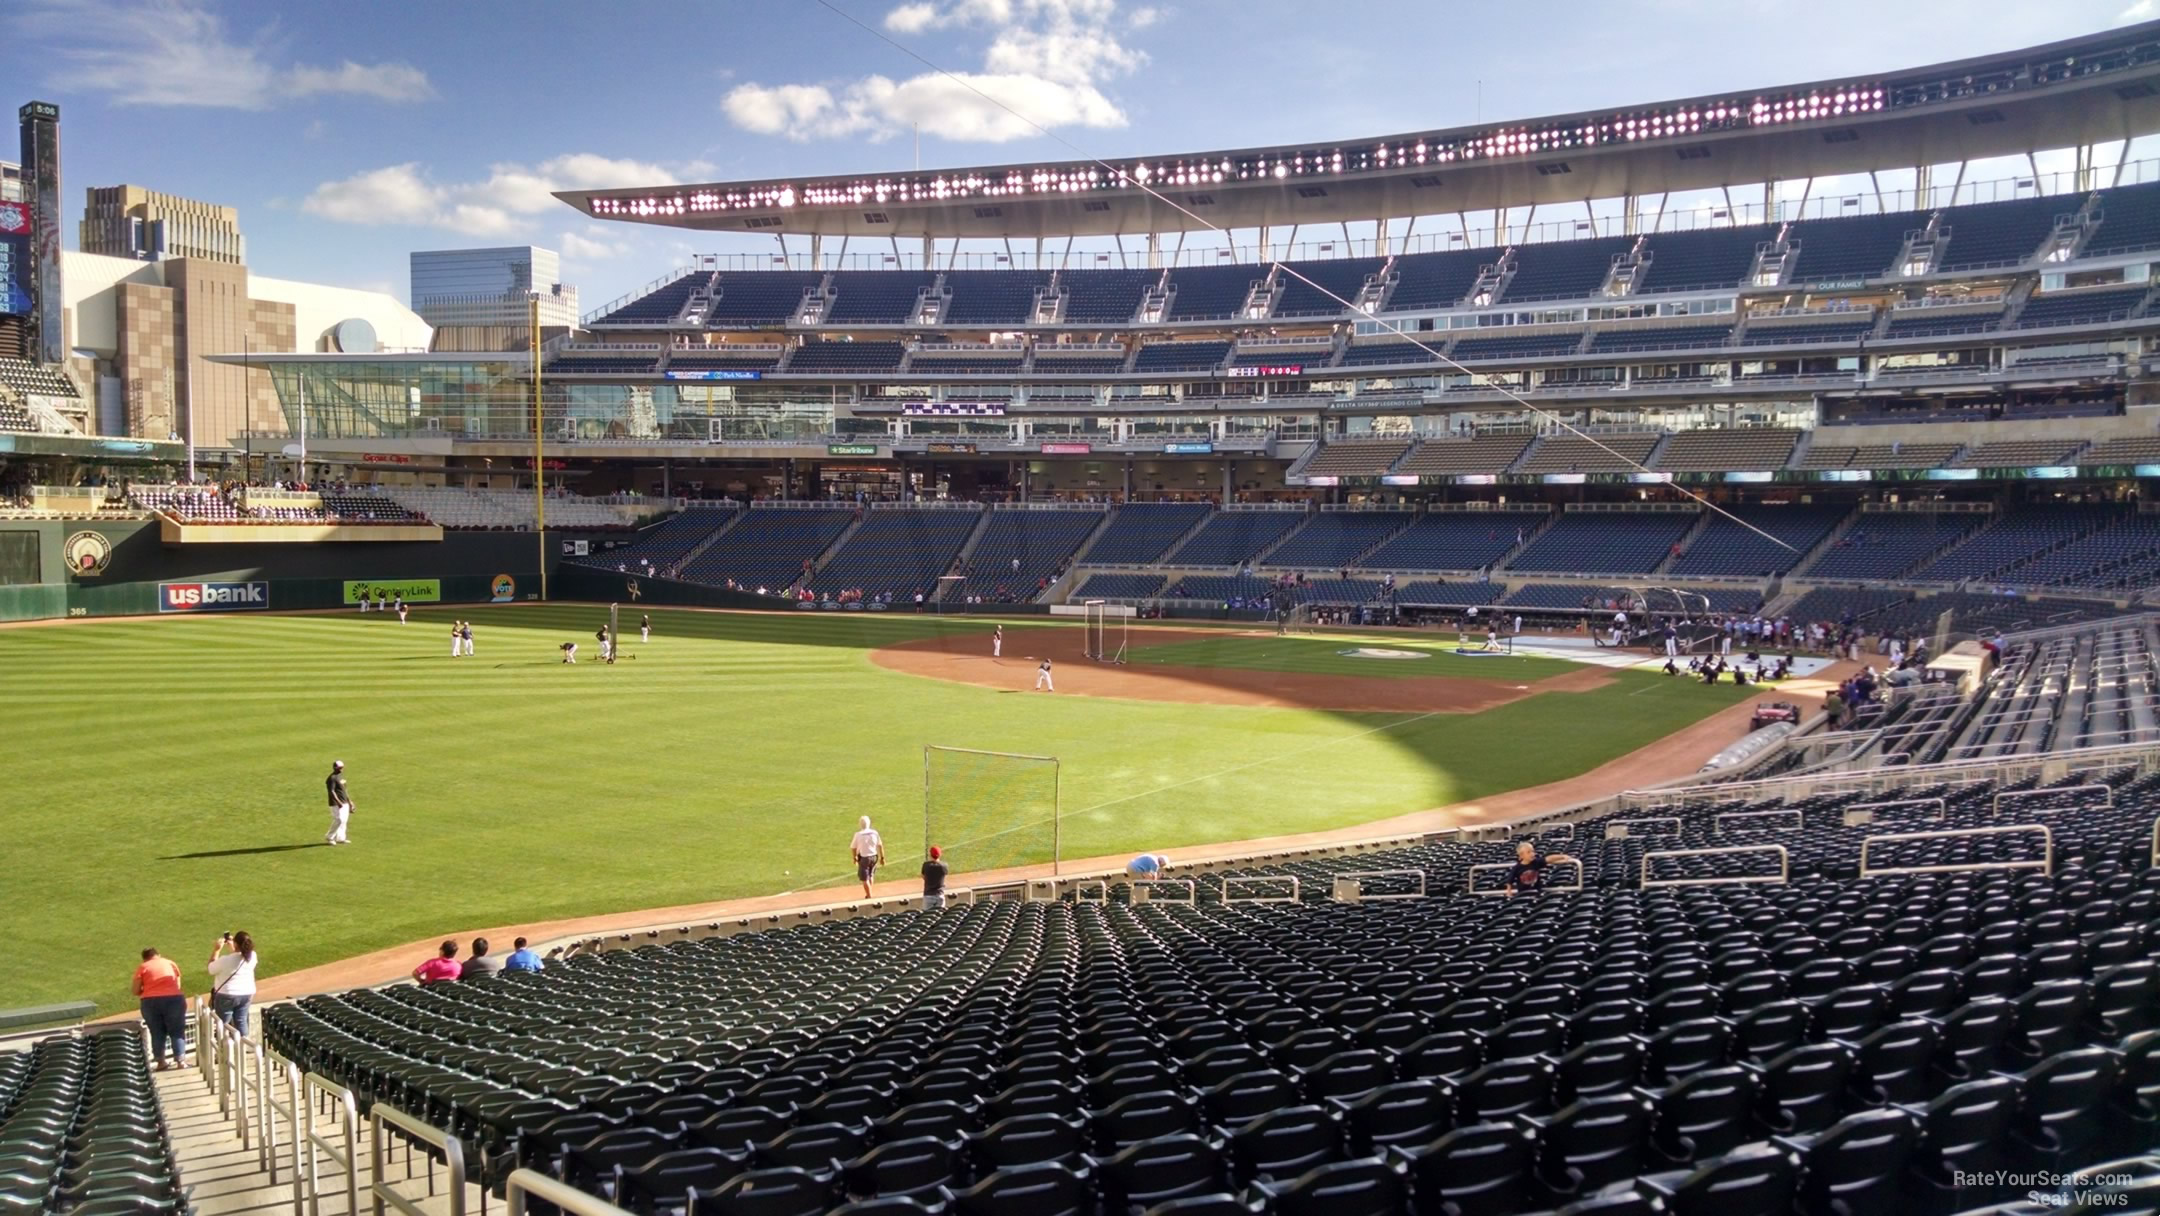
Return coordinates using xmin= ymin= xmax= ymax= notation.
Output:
xmin=501 ymin=937 xmax=544 ymax=973
xmin=1126 ymin=853 xmax=1169 ymax=881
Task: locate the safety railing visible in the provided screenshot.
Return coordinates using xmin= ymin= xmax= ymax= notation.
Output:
xmin=1641 ymin=844 xmax=1791 ymax=887
xmin=369 ymin=1102 xmax=466 ymax=1216
xmin=1466 ymin=858 xmax=1584 ymax=896
xmin=1329 ymin=869 xmax=1428 ymax=902
xmin=257 ymin=1051 xmax=303 ymax=1209
xmin=306 ymin=1073 xmax=362 ymax=1216
xmin=1134 ymin=877 xmax=1196 ymax=906
xmin=1604 ymin=817 xmax=1682 ymax=840
xmin=1222 ymin=876 xmax=1300 ymax=904
xmin=1713 ymin=809 xmax=1804 ymax=836
xmin=506 ymin=1167 xmax=632 ymax=1216
xmin=1842 ymin=797 xmax=1946 ymax=827
xmin=1993 ymin=783 xmax=2113 ymax=814
xmin=1859 ymin=824 xmax=2054 ymax=878
xmin=1073 ymin=880 xmax=1110 ymax=903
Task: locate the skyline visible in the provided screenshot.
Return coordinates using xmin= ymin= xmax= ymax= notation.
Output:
xmin=4 ymin=0 xmax=2157 ymax=315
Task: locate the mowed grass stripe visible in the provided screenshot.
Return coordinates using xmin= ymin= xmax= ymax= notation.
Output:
xmin=0 ymin=607 xmax=1750 ymax=1013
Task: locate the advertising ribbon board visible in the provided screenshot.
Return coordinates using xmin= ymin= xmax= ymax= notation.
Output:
xmin=343 ymin=579 xmax=441 ymax=605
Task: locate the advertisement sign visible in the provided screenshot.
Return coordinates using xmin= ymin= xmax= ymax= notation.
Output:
xmin=158 ymin=581 xmax=268 ymax=612
xmin=1164 ymin=442 xmax=1214 ymax=454
xmin=1226 ymin=363 xmax=1305 ymax=378
xmin=489 ymin=574 xmax=517 ymax=603
xmin=342 ymin=579 xmax=440 ymax=605
xmin=1380 ymin=474 xmax=1421 ymax=486
xmin=663 ymin=369 xmax=762 ymax=381
xmin=0 ymin=201 xmax=29 ymax=317
xmin=1723 ymin=471 xmax=1774 ymax=483
xmin=1821 ymin=469 xmax=1871 ymax=482
xmin=827 ymin=443 xmax=879 ymax=456
xmin=1541 ymin=473 xmax=1588 ymax=485
xmin=2136 ymin=464 xmax=2160 ymax=478
xmin=1302 ymin=475 xmax=1341 ymax=487
xmin=1628 ymin=472 xmax=1674 ymax=484
xmin=2024 ymin=466 xmax=2077 ymax=479
xmin=1453 ymin=473 xmax=1498 ymax=485
xmin=926 ymin=442 xmax=978 ymax=455
xmin=62 ymin=530 xmax=112 ymax=576
xmin=1923 ymin=468 xmax=1980 ymax=481
xmin=1039 ymin=442 xmax=1092 ymax=454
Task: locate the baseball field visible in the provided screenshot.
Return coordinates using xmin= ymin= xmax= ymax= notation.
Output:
xmin=0 ymin=604 xmax=1759 ymax=1014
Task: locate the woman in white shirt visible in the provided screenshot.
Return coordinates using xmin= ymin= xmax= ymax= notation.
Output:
xmin=207 ymin=931 xmax=259 ymax=1034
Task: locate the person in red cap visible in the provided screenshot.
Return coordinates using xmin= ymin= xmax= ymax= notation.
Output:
xmin=921 ymin=845 xmax=949 ymax=911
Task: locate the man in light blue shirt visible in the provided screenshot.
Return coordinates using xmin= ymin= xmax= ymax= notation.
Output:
xmin=501 ymin=937 xmax=544 ymax=973
xmin=1126 ymin=853 xmax=1168 ymax=881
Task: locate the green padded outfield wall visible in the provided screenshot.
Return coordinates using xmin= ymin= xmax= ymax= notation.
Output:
xmin=0 ymin=521 xmax=624 ymax=622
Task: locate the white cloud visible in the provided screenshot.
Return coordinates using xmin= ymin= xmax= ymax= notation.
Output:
xmin=302 ymin=155 xmax=704 ymax=238
xmin=2120 ymin=0 xmax=2155 ymax=22
xmin=16 ymin=0 xmax=433 ymax=108
xmin=724 ymin=0 xmax=1149 ymax=142
xmin=560 ymin=230 xmax=632 ymax=260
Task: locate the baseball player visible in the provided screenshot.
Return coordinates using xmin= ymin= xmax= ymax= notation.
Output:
xmin=640 ymin=614 xmax=651 ymax=644
xmin=450 ymin=621 xmax=462 ymax=658
xmin=993 ymin=625 xmax=1003 ymax=659
xmin=324 ymin=760 xmax=353 ymax=846
xmin=1035 ymin=658 xmax=1054 ymax=692
xmin=460 ymin=620 xmax=474 ymax=656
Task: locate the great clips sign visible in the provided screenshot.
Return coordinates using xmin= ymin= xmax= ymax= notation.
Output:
xmin=159 ymin=581 xmax=269 ymax=612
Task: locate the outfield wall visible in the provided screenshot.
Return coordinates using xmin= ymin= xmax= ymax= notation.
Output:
xmin=0 ymin=520 xmax=622 ymax=622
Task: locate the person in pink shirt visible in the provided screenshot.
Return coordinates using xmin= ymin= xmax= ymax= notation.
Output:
xmin=411 ymin=940 xmax=462 ymax=984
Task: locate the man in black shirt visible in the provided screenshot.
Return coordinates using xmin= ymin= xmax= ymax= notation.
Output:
xmin=1504 ymin=839 xmax=1576 ymax=895
xmin=921 ymin=845 xmax=949 ymax=911
xmin=324 ymin=760 xmax=352 ymax=846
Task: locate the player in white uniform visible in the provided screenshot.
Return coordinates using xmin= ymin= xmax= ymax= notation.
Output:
xmin=450 ymin=621 xmax=462 ymax=658
xmin=640 ymin=614 xmax=651 ymax=644
xmin=993 ymin=625 xmax=1003 ymax=659
xmin=461 ymin=621 xmax=474 ymax=656
xmin=324 ymin=761 xmax=352 ymax=846
xmin=1035 ymin=658 xmax=1054 ymax=692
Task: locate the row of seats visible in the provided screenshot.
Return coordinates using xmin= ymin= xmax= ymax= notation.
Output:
xmin=585 ymin=183 xmax=2160 ymax=332
xmin=251 ymin=759 xmax=2160 ymax=1216
xmin=0 ymin=1029 xmax=187 ymax=1215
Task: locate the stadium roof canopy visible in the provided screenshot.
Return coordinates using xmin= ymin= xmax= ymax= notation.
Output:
xmin=559 ymin=24 xmax=2160 ymax=242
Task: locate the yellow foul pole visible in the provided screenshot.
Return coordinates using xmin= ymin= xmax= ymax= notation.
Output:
xmin=532 ymin=294 xmax=547 ymax=601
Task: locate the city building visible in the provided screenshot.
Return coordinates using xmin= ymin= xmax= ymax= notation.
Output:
xmin=80 ymin=185 xmax=244 ymax=264
xmin=61 ymin=251 xmax=430 ymax=449
xmin=410 ymin=245 xmax=577 ymax=351
xmin=0 ymin=159 xmax=22 ymax=203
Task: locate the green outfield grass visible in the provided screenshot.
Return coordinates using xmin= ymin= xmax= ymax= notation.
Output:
xmin=0 ymin=605 xmax=1753 ymax=1014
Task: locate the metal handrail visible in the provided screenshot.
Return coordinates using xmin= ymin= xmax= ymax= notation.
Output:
xmin=306 ymin=1072 xmax=361 ymax=1216
xmin=1605 ymin=817 xmax=1683 ymax=840
xmin=505 ymin=1168 xmax=632 ymax=1216
xmin=1993 ymin=783 xmax=2113 ymax=814
xmin=1714 ymin=809 xmax=1804 ymax=836
xmin=1221 ymin=876 xmax=1300 ymax=904
xmin=1135 ymin=877 xmax=1197 ymax=906
xmin=259 ymin=1052 xmax=303 ymax=1207
xmin=1842 ymin=797 xmax=1947 ymax=826
xmin=1859 ymin=824 xmax=2054 ymax=877
xmin=1642 ymin=844 xmax=1791 ymax=887
xmin=368 ymin=1102 xmax=465 ymax=1216
xmin=1330 ymin=869 xmax=1429 ymax=901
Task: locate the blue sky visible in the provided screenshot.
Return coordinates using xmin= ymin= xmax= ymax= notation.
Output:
xmin=3 ymin=0 xmax=2152 ymax=313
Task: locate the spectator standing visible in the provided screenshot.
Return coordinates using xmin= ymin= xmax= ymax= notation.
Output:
xmin=502 ymin=937 xmax=545 ymax=973
xmin=412 ymin=941 xmax=462 ymax=984
xmin=850 ymin=816 xmax=886 ymax=898
xmin=921 ymin=846 xmax=949 ymax=911
xmin=133 ymin=948 xmax=187 ymax=1070
xmin=461 ymin=938 xmax=503 ymax=979
xmin=206 ymin=931 xmax=258 ymax=1034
